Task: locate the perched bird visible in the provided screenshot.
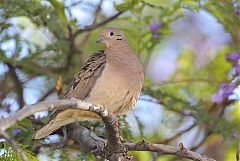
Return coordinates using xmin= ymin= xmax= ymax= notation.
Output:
xmin=33 ymin=28 xmax=144 ymax=139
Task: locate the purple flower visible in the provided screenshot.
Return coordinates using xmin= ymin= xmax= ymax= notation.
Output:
xmin=12 ymin=128 xmax=21 ymax=135
xmin=152 ymin=32 xmax=160 ymax=39
xmin=235 ymin=64 xmax=240 ymax=75
xmin=150 ymin=23 xmax=161 ymax=30
xmin=225 ymin=52 xmax=240 ymax=61
xmin=235 ymin=8 xmax=240 ymax=15
xmin=212 ymin=83 xmax=236 ymax=103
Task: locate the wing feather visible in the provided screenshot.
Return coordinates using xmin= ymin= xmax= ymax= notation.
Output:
xmin=33 ymin=51 xmax=106 ymax=139
xmin=64 ymin=50 xmax=106 ymax=99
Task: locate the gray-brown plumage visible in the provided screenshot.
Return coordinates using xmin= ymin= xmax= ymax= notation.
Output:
xmin=33 ymin=28 xmax=144 ymax=139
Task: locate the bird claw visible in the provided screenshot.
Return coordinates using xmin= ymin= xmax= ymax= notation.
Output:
xmin=91 ymin=139 xmax=106 ymax=155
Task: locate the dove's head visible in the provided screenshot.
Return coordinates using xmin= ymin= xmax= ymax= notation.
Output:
xmin=97 ymin=28 xmax=127 ymax=48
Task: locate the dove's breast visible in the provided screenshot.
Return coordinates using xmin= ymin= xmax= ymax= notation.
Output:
xmin=87 ymin=56 xmax=144 ymax=114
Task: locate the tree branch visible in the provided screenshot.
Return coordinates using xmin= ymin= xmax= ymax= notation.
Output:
xmin=141 ymin=0 xmax=164 ymax=9
xmin=157 ymin=79 xmax=223 ymax=86
xmin=190 ymin=131 xmax=212 ymax=151
xmin=126 ymin=141 xmax=215 ymax=161
xmin=37 ymin=87 xmax=56 ymax=102
xmin=160 ymin=123 xmax=197 ymax=144
xmin=73 ymin=11 xmax=124 ymax=38
xmin=0 ymin=100 xmax=108 ymax=131
xmin=6 ymin=63 xmax=24 ymax=107
xmin=65 ymin=25 xmax=76 ymax=72
xmin=0 ymin=99 xmax=216 ymax=161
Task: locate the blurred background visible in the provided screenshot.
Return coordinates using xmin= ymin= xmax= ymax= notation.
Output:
xmin=0 ymin=0 xmax=240 ymax=160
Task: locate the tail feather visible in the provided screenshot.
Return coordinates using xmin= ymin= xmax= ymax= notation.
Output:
xmin=33 ymin=109 xmax=100 ymax=139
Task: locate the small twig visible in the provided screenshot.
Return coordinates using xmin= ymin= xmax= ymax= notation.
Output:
xmin=65 ymin=25 xmax=75 ymax=72
xmin=139 ymin=97 xmax=194 ymax=117
xmin=73 ymin=11 xmax=124 ymax=38
xmin=66 ymin=0 xmax=84 ymax=7
xmin=3 ymin=59 xmax=58 ymax=80
xmin=73 ymin=0 xmax=104 ymax=53
xmin=157 ymin=79 xmax=223 ymax=86
xmin=92 ymin=0 xmax=104 ymax=24
xmin=179 ymin=142 xmax=187 ymax=152
xmin=141 ymin=0 xmax=164 ymax=9
xmin=160 ymin=123 xmax=197 ymax=144
xmin=190 ymin=131 xmax=212 ymax=151
xmin=0 ymin=72 xmax=9 ymax=101
xmin=37 ymin=87 xmax=55 ymax=102
xmin=0 ymin=130 xmax=29 ymax=161
xmin=6 ymin=63 xmax=24 ymax=108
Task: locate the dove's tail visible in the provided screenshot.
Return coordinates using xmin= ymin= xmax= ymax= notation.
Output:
xmin=33 ymin=109 xmax=100 ymax=139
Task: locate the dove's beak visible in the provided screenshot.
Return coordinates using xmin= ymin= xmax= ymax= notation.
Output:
xmin=96 ymin=37 xmax=105 ymax=43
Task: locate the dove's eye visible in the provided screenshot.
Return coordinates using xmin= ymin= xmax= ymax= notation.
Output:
xmin=109 ymin=32 xmax=114 ymax=36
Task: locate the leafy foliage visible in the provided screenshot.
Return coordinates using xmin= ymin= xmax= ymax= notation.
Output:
xmin=0 ymin=142 xmax=38 ymax=161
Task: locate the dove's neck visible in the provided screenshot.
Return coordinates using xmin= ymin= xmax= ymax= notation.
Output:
xmin=105 ymin=44 xmax=142 ymax=72
xmin=106 ymin=44 xmax=133 ymax=63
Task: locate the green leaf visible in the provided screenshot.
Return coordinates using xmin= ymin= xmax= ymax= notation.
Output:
xmin=0 ymin=142 xmax=39 ymax=161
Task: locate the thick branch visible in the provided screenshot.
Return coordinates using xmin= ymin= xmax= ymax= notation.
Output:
xmin=125 ymin=141 xmax=215 ymax=161
xmin=0 ymin=100 xmax=216 ymax=161
xmin=0 ymin=99 xmax=108 ymax=131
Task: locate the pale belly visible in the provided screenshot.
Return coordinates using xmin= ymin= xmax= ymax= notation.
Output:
xmin=86 ymin=65 xmax=142 ymax=114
